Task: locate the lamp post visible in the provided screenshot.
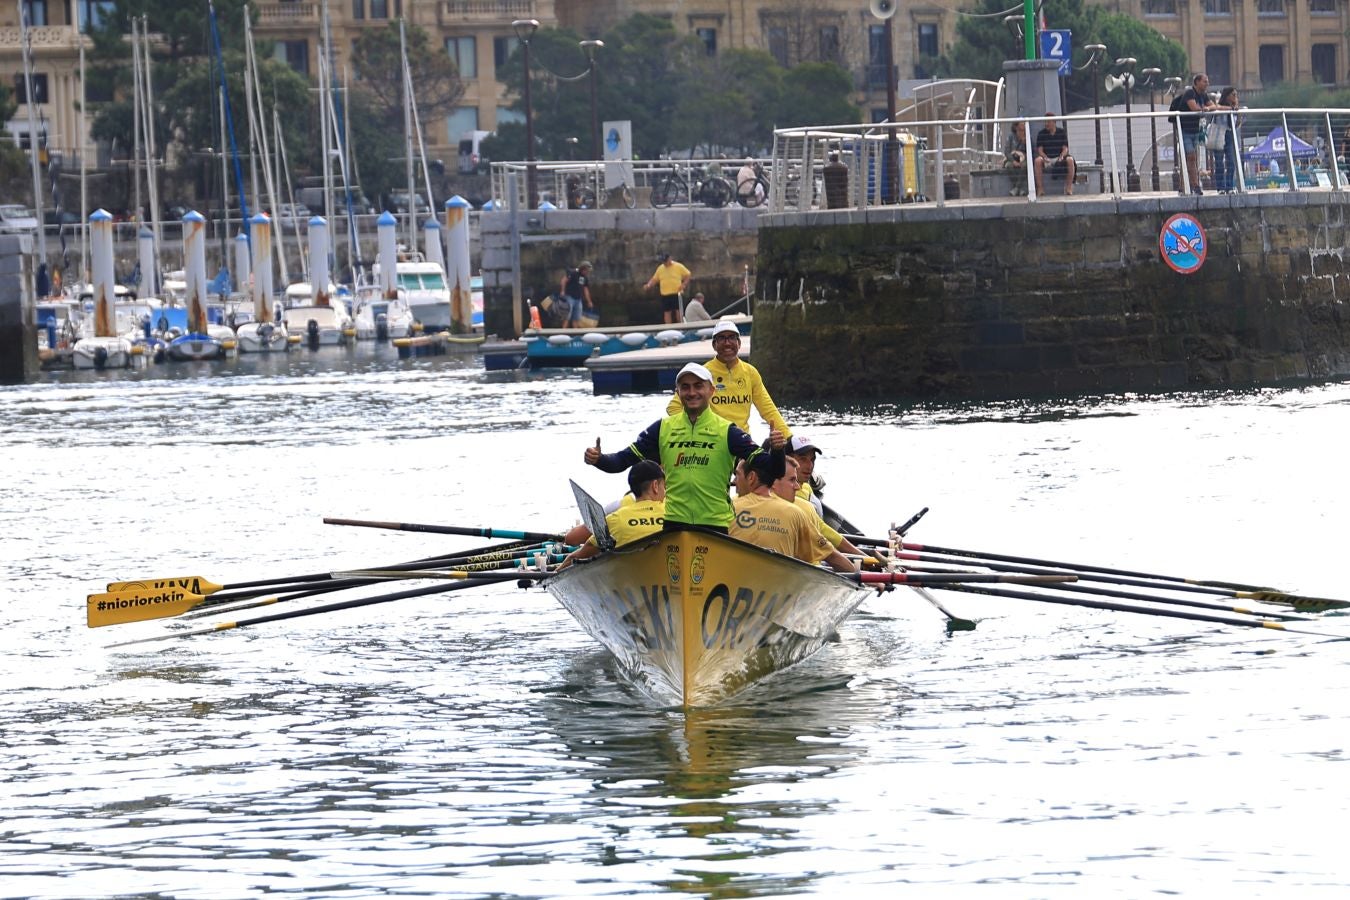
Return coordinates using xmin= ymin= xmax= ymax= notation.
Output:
xmin=1141 ymin=68 xmax=1161 ymax=191
xmin=1115 ymin=57 xmax=1138 ymax=191
xmin=512 ymin=18 xmax=539 ymax=208
xmin=884 ymin=14 xmax=898 ymax=202
xmin=1165 ymin=76 xmax=1183 ymax=190
xmin=1085 ymin=44 xmax=1106 ymax=179
xmin=580 ymin=40 xmax=604 ymax=162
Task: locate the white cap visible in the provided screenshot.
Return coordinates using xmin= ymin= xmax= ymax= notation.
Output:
xmin=676 ymin=362 xmax=713 ymax=383
xmin=788 ymin=435 xmax=823 ymax=455
xmin=711 ymin=320 xmax=740 ymax=338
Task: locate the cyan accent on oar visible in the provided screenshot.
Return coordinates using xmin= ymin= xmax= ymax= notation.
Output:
xmin=323 ymin=517 xmax=562 ymax=542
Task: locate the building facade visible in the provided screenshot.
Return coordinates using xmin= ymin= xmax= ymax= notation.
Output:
xmin=5 ymin=0 xmax=1350 ymax=180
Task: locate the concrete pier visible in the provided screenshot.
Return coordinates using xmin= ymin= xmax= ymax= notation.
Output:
xmin=0 ymin=235 xmax=36 ymax=384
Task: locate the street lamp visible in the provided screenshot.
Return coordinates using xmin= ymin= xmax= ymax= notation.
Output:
xmin=580 ymin=40 xmax=604 ymax=162
xmin=1141 ymin=67 xmax=1161 ymax=190
xmin=1084 ymin=44 xmax=1106 ymax=180
xmin=1165 ymin=76 xmax=1183 ymax=190
xmin=512 ymin=18 xmax=539 ymax=208
xmin=1114 ymin=57 xmax=1138 ymax=191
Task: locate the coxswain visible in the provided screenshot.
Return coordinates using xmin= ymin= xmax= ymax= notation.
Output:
xmin=585 ymin=362 xmax=777 ymax=532
xmin=665 ymin=319 xmax=792 ymax=440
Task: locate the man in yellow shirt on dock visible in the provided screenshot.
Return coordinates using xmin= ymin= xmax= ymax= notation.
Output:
xmin=666 ymin=319 xmax=792 ymax=441
xmin=644 ymin=253 xmax=691 ymax=324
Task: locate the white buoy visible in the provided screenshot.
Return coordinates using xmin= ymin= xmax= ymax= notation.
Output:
xmin=91 ymin=209 xmax=116 ymax=337
xmin=444 ymin=195 xmax=472 ymax=332
xmin=620 ymin=332 xmax=649 ymax=347
xmin=377 ymin=211 xmax=398 ymax=299
xmin=251 ymin=213 xmax=274 ymax=323
xmin=308 ymin=216 xmax=329 ymax=306
xmin=137 ymin=226 xmax=156 ymax=299
xmin=581 ymin=333 xmax=608 ymax=346
xmin=234 ymin=230 xmax=250 ymax=296
xmin=183 ymin=210 xmax=209 ymax=335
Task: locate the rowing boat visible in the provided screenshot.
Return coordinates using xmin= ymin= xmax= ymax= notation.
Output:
xmin=545 ymin=528 xmax=872 ymax=707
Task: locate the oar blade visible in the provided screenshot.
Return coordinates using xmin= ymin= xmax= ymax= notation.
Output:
xmin=87 ymin=587 xmax=209 ymax=628
xmin=105 ymin=576 xmax=224 ymax=595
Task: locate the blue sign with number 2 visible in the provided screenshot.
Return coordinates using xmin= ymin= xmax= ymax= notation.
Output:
xmin=1041 ymin=30 xmax=1072 ymax=77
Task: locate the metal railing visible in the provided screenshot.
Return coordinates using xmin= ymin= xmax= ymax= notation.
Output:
xmin=770 ymin=105 xmax=1350 ymax=211
xmin=488 ymin=158 xmax=766 ymax=211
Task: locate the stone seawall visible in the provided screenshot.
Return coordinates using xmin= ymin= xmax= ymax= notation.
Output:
xmin=478 ymin=208 xmax=760 ymax=334
xmin=753 ymin=192 xmax=1350 ymax=401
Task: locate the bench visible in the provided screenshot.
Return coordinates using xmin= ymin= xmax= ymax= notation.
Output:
xmin=969 ymin=163 xmax=1103 ymax=198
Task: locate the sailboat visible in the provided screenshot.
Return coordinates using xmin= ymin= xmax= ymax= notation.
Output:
xmin=233 ymin=213 xmax=289 ymax=352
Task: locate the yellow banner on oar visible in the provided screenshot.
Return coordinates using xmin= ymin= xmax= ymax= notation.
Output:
xmin=87 ymin=587 xmax=208 ymax=628
xmin=105 ymin=576 xmax=225 ymax=595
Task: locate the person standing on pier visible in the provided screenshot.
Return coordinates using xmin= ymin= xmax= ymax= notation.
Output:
xmin=1173 ymin=73 xmax=1217 ymax=195
xmin=1214 ymin=87 xmax=1241 ymax=193
xmin=643 ymin=253 xmax=691 ymax=324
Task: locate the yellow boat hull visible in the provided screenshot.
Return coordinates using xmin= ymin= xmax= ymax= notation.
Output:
xmin=546 ymin=529 xmax=871 ymax=707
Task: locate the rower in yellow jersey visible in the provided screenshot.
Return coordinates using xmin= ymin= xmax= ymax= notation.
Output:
xmin=665 ymin=319 xmax=792 ymax=440
xmin=559 ymin=461 xmax=667 ymax=569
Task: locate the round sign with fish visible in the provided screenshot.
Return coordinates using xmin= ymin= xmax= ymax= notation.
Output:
xmin=1159 ymin=213 xmax=1207 ymax=274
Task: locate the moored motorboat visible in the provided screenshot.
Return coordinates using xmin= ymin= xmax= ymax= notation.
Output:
xmin=545 ymin=528 xmax=871 ymax=707
xmin=351 ymin=284 xmax=415 ymax=340
xmin=281 ymin=282 xmax=352 ymax=348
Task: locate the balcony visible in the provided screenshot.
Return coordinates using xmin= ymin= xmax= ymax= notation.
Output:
xmin=0 ymin=25 xmax=85 ymax=51
xmin=255 ymin=2 xmax=319 ymax=26
xmin=438 ymin=0 xmax=537 ymax=23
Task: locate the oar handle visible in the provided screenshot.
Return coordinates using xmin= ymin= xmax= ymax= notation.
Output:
xmin=323 ymin=517 xmax=561 ymax=542
xmin=857 ymin=572 xmax=1075 ymax=585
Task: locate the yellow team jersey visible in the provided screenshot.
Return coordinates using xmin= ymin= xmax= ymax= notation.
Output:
xmin=665 ymin=357 xmax=792 ymax=439
xmin=588 ymin=498 xmax=665 ymax=547
xmin=792 ymin=495 xmax=843 ymax=548
xmin=651 ymin=261 xmax=691 ymax=295
xmin=730 ymin=493 xmax=831 ymax=564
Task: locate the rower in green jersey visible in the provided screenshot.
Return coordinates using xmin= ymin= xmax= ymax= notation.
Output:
xmin=664 ymin=319 xmax=792 ymax=439
xmin=585 ymin=362 xmax=781 ymax=532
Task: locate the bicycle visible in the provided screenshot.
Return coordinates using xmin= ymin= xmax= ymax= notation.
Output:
xmin=735 ymin=161 xmax=769 ymax=208
xmin=650 ymin=164 xmax=734 ymax=209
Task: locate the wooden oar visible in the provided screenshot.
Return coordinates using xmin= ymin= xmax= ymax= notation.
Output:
xmin=891 ymin=561 xmax=1315 ymax=621
xmin=89 ymin=550 xmax=563 ymax=628
xmin=323 ymin=517 xmax=563 ymax=542
xmin=876 ymin=546 xmax=1350 ymax=612
xmin=856 ymin=572 xmax=1076 ymax=586
xmin=105 ymin=538 xmax=547 ymax=595
xmin=105 ymin=575 xmax=551 ymax=650
xmin=936 ymin=583 xmax=1350 ymax=641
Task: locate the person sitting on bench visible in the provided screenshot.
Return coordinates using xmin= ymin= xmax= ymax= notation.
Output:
xmin=1003 ymin=120 xmax=1030 ymax=195
xmin=1034 ymin=112 xmax=1077 ymax=196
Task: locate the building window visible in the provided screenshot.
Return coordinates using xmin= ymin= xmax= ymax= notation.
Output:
xmin=1142 ymin=0 xmax=1177 ymax=14
xmin=916 ymin=23 xmax=939 ymax=77
xmin=867 ymin=24 xmax=889 ymax=90
xmin=819 ymin=26 xmax=840 ymax=64
xmin=275 ymin=40 xmax=309 ymax=76
xmin=1256 ymin=0 xmax=1284 ymax=14
xmin=352 ymin=0 xmax=364 ymax=18
xmin=1205 ymin=46 xmax=1232 ymax=87
xmin=78 ymin=0 xmax=115 ymax=31
xmin=1203 ymin=0 xmax=1231 ymax=13
xmin=446 ymin=36 xmax=477 ymax=80
xmin=14 ymin=73 xmax=49 ymax=105
xmin=446 ymin=107 xmax=479 ymax=144
xmin=370 ymin=0 xmax=400 ymax=19
xmin=696 ymin=27 xmax=717 ymax=56
xmin=1259 ymin=44 xmax=1285 ymax=84
xmin=1310 ymin=0 xmax=1336 ymax=11
xmin=493 ymin=36 xmax=519 ymax=74
xmin=22 ymin=0 xmax=48 ymax=26
xmin=1312 ymin=44 xmax=1337 ymax=85
xmin=496 ymin=107 xmax=523 ymax=126
xmin=767 ymin=26 xmax=788 ymax=66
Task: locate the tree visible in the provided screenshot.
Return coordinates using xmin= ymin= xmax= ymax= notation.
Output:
xmin=777 ymin=63 xmax=860 ymax=130
xmin=350 ymin=23 xmax=466 ymax=130
xmin=936 ymin=0 xmax=1188 ymax=112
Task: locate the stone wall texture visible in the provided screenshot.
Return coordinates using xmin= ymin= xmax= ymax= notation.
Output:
xmin=753 ymin=192 xmax=1350 ymax=400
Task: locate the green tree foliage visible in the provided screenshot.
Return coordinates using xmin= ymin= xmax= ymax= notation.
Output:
xmin=937 ymin=0 xmax=1188 ymax=112
xmin=350 ymin=23 xmax=466 ymax=130
xmin=487 ymin=14 xmax=858 ymax=160
xmin=0 ymin=82 xmax=17 ymax=126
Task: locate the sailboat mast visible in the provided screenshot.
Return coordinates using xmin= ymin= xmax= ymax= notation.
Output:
xmin=79 ymin=39 xmax=89 ymax=284
xmin=130 ymin=19 xmax=143 ymax=228
xmin=400 ymin=19 xmax=415 ymax=251
xmin=243 ymin=10 xmax=287 ymax=287
xmin=320 ymin=0 xmax=336 ymax=279
xmin=139 ymin=15 xmax=162 ymax=291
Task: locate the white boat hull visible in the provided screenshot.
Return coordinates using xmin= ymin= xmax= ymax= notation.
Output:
xmin=72 ymin=336 xmax=134 ymax=370
xmin=234 ymin=321 xmax=290 ymax=353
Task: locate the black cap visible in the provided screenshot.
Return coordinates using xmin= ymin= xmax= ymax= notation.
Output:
xmin=628 ymin=460 xmax=665 ymax=496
